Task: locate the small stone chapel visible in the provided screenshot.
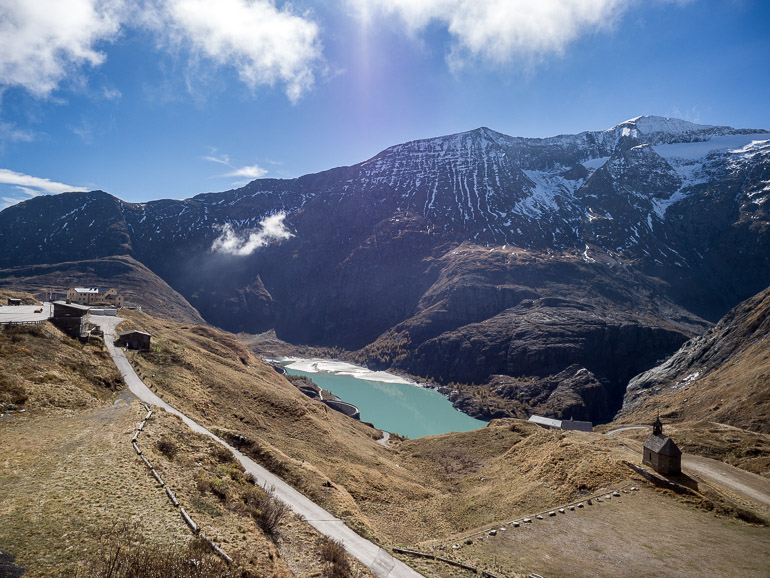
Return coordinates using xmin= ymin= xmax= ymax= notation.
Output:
xmin=642 ymin=416 xmax=682 ymax=475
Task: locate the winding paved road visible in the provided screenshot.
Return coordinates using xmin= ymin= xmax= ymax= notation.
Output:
xmin=377 ymin=431 xmax=391 ymax=447
xmin=98 ymin=315 xmax=423 ymax=578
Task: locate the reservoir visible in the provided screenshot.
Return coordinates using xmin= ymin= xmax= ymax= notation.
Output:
xmin=280 ymin=358 xmax=486 ymax=439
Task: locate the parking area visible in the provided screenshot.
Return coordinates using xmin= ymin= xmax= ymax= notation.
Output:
xmin=0 ymin=302 xmax=52 ymax=324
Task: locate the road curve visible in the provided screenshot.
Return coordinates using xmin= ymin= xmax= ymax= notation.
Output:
xmin=605 ymin=426 xmax=647 ymax=436
xmin=99 ymin=316 xmax=423 ymax=578
xmin=377 ymin=431 xmax=391 ymax=447
xmin=682 ymin=454 xmax=770 ymax=508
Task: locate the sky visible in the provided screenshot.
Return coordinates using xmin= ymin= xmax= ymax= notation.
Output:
xmin=0 ymin=0 xmax=769 ymax=209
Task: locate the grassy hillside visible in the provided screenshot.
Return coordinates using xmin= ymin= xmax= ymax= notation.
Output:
xmin=122 ymin=311 xmax=640 ymax=541
xmin=0 ymin=312 xmax=368 ymax=577
xmin=614 ymin=334 xmax=770 ymax=436
xmin=121 ymin=309 xmax=769 ymax=575
xmin=2 ymin=300 xmax=768 ymax=577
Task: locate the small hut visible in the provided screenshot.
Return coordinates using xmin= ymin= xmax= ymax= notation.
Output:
xmin=116 ymin=330 xmax=151 ymax=351
xmin=642 ymin=416 xmax=682 ymax=475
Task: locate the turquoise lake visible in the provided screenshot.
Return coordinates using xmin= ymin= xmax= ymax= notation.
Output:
xmin=281 ymin=359 xmax=485 ymax=439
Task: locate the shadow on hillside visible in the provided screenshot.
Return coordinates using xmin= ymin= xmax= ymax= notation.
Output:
xmin=0 ymin=550 xmax=26 ymax=577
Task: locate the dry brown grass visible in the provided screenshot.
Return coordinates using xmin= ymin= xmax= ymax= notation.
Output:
xmin=0 ymin=316 xmax=374 ymax=577
xmin=318 ymin=536 xmax=353 ymax=578
xmin=0 ymin=398 xmax=195 ymax=577
xmin=0 ymin=289 xmax=39 ymax=305
xmin=5 ymin=302 xmax=766 ymax=577
xmin=605 ymin=421 xmax=770 ymax=479
xmin=122 ymin=308 xmax=770 ymax=565
xmin=78 ymin=527 xmax=236 ymax=578
xmin=0 ymin=321 xmax=123 ymax=412
xmin=429 ymin=487 xmax=769 ymax=578
xmin=120 ymin=310 xmax=655 ymax=548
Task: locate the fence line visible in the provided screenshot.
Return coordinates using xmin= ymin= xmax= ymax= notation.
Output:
xmin=131 ymin=402 xmax=233 ymax=565
xmin=406 ymin=483 xmax=640 ymax=576
xmin=456 ymin=484 xmax=638 ymax=544
xmin=392 ymin=547 xmax=502 ymax=577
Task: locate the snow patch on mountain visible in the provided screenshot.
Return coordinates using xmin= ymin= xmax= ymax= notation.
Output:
xmin=519 ymin=169 xmax=581 ymax=217
xmin=582 ymin=156 xmax=609 ymax=170
xmin=654 ymin=133 xmax=770 ymax=161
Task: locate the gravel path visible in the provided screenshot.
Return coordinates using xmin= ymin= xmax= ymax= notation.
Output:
xmin=99 ymin=315 xmax=423 ymax=578
xmin=682 ymin=454 xmax=770 ymax=508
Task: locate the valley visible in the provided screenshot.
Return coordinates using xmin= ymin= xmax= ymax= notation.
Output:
xmin=2 ymin=293 xmax=769 ymax=576
xmin=3 ymin=116 xmax=769 ymax=423
xmin=2 ymin=116 xmax=770 ymax=576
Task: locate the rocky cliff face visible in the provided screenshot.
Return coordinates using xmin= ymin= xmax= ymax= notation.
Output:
xmin=1 ymin=115 xmax=768 ymax=422
xmin=618 ymin=284 xmax=770 ymax=433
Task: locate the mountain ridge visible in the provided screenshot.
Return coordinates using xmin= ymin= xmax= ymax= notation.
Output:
xmin=2 ymin=115 xmax=768 ymax=422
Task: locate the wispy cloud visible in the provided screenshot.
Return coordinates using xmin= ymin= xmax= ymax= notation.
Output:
xmin=0 ymin=121 xmax=36 ymax=143
xmin=102 ymin=86 xmax=122 ymax=100
xmin=211 ymin=213 xmax=293 ymax=256
xmin=205 ymin=151 xmax=267 ymax=182
xmin=350 ymin=0 xmax=631 ymax=69
xmin=204 ymin=152 xmax=231 ymax=166
xmin=0 ymin=168 xmax=87 ymax=209
xmin=0 ymin=0 xmax=122 ymax=97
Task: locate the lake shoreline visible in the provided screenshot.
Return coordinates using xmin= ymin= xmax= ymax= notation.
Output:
xmin=271 ymin=356 xmax=486 ymax=439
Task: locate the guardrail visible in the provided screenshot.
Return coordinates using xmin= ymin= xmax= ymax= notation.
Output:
xmin=0 ymin=319 xmax=49 ymax=326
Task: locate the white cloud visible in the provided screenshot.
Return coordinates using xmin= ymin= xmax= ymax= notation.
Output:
xmin=158 ymin=0 xmax=324 ymax=103
xmin=0 ymin=168 xmax=87 ymax=195
xmin=204 ymin=153 xmax=231 ymax=166
xmin=102 ymin=86 xmax=122 ymax=100
xmin=350 ymin=0 xmax=630 ymax=68
xmin=0 ymin=168 xmax=88 ymax=209
xmin=0 ymin=0 xmax=323 ymax=103
xmin=224 ymin=164 xmax=268 ymax=179
xmin=0 ymin=0 xmax=122 ymax=96
xmin=211 ymin=213 xmax=293 ymax=256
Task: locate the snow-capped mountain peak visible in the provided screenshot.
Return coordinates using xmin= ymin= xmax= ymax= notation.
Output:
xmin=614 ymin=115 xmax=717 ymax=136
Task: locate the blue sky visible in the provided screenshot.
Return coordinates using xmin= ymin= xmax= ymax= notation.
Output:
xmin=1 ymin=0 xmax=769 ymax=208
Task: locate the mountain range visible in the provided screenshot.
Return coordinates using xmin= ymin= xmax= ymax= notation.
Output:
xmin=1 ymin=115 xmax=768 ymax=423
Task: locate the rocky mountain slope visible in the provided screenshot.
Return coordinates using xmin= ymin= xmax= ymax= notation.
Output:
xmin=618 ymin=284 xmax=770 ymax=434
xmin=1 ymin=115 xmax=768 ymax=422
